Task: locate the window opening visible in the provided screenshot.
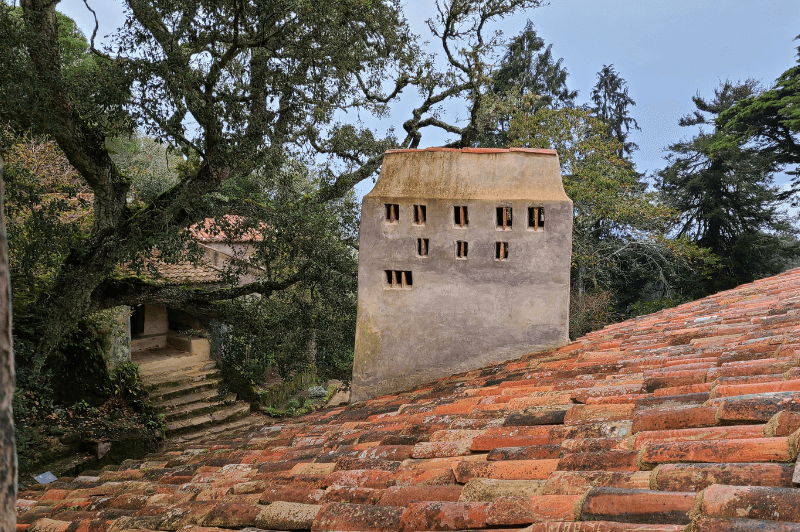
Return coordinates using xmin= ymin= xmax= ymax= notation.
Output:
xmin=528 ymin=206 xmax=545 ymax=229
xmin=385 ymin=204 xmax=399 ymax=223
xmin=417 ymin=238 xmax=429 ymax=257
xmin=496 ymin=206 xmax=513 ymax=229
xmin=456 ymin=241 xmax=468 ymax=258
xmin=454 ymin=206 xmax=469 ymax=227
xmin=495 ymin=242 xmax=509 ymax=261
xmin=413 ymin=205 xmax=427 ymax=225
xmin=385 ymin=270 xmax=413 ymax=288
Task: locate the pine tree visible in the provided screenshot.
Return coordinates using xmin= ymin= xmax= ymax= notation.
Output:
xmin=657 ymin=80 xmax=800 ymax=294
xmin=477 ymin=21 xmax=576 ymax=147
xmin=718 ymin=35 xmax=800 ymax=202
xmin=591 ymin=65 xmax=639 ymax=157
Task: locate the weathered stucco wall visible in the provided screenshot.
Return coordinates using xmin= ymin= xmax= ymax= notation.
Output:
xmin=144 ymin=304 xmax=169 ymax=336
xmin=351 ymin=148 xmax=573 ymax=402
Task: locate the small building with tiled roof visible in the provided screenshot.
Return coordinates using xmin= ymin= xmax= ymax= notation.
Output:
xmin=127 ymin=217 xmax=264 ymax=356
xmin=352 ymin=147 xmax=573 ymax=402
xmin=17 ymin=267 xmax=800 ymax=529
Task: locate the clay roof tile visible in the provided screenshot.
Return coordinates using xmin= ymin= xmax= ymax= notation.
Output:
xmin=17 ymin=266 xmax=800 ymax=530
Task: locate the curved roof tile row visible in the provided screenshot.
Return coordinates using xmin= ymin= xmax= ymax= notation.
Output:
xmin=16 ymin=267 xmax=800 ymax=531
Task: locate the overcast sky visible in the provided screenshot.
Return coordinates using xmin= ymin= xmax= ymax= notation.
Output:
xmin=57 ymin=0 xmax=800 ymax=193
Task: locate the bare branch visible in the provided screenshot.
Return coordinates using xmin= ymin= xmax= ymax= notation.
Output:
xmin=81 ymin=0 xmax=111 ymax=60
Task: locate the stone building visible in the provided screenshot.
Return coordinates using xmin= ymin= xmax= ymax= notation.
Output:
xmin=351 ymin=147 xmax=573 ymax=402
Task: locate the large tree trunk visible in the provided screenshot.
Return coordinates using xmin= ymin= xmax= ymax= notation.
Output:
xmin=0 ymin=155 xmax=17 ymax=532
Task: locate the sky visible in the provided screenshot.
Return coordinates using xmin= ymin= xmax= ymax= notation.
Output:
xmin=56 ymin=0 xmax=800 ymax=195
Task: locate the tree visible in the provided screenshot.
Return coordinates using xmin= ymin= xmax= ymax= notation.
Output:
xmin=0 ymin=6 xmax=97 ymax=136
xmin=107 ymin=135 xmax=180 ymax=205
xmin=0 ymin=152 xmax=16 ymax=532
xmin=591 ymin=64 xmax=639 ymax=157
xmin=717 ymin=35 xmax=800 ymax=201
xmin=477 ymin=21 xmax=576 ymax=147
xmin=1 ymin=0 xmax=545 ymax=364
xmin=492 ymin=20 xmax=577 ymax=107
xmin=507 ymin=103 xmax=711 ymax=336
xmin=657 ymin=80 xmax=800 ymax=294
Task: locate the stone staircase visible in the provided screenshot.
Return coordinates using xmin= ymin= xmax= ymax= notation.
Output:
xmin=133 ymin=347 xmax=252 ymax=438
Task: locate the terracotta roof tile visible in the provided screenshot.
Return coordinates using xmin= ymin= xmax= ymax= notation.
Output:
xmin=188 ymin=215 xmax=265 ymax=243
xmin=16 ymin=266 xmax=800 ymax=530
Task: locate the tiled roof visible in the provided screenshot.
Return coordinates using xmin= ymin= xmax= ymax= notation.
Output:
xmin=150 ymin=261 xmax=223 ymax=285
xmin=189 ymin=215 xmax=265 ymax=243
xmin=15 ymin=267 xmax=800 ymax=531
xmin=119 ymin=255 xmax=223 ymax=286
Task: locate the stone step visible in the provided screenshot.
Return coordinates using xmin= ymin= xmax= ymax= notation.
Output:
xmin=150 ymin=378 xmax=221 ymax=402
xmin=143 ymin=368 xmax=221 ymax=391
xmin=166 ymin=413 xmax=270 ymax=448
xmin=135 ymin=352 xmax=214 ymax=379
xmin=155 ymin=388 xmax=224 ymax=411
xmin=161 ymin=394 xmax=238 ymax=422
xmin=165 ymin=402 xmax=251 ymax=435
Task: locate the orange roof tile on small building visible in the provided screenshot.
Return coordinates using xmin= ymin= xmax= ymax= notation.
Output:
xmin=189 ymin=215 xmax=266 ymax=243
xmin=15 ymin=267 xmax=800 ymax=531
xmin=148 ymin=261 xmax=223 ymax=285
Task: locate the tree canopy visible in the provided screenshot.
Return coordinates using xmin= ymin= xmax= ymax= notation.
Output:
xmin=0 ymin=0 xmax=546 ymax=363
xmin=507 ymin=103 xmax=711 ymax=332
xmin=657 ymin=80 xmax=800 ymax=294
xmin=476 ymin=21 xmax=576 ymax=147
xmin=591 ymin=64 xmax=639 ymax=157
xmin=717 ymin=35 xmax=800 ymax=201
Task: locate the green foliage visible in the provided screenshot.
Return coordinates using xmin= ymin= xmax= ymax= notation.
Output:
xmin=0 ymin=4 xmax=132 ymax=136
xmin=106 ymin=136 xmax=180 ymax=204
xmin=257 ymin=369 xmax=315 ymax=409
xmin=508 ymin=104 xmax=714 ymax=306
xmin=591 ymin=64 xmax=640 ymax=156
xmin=476 ymin=35 xmax=714 ymax=335
xmin=210 ymin=161 xmax=358 ymax=392
xmin=1 ymin=130 xmax=90 ymax=315
xmin=72 ymin=399 xmax=95 ymax=416
xmin=109 ymin=362 xmax=150 ymax=411
xmin=2 ymin=0 xmax=549 ymax=371
xmin=717 ymin=35 xmax=800 ymax=200
xmin=477 ymin=21 xmax=576 ymax=147
xmin=626 ymin=295 xmax=691 ymax=319
xmin=492 ymin=21 xmax=577 ymax=107
xmin=657 ymin=80 xmax=800 ymax=295
xmin=569 ymin=289 xmax=614 ymax=340
xmin=263 ymin=395 xmax=316 ymax=418
xmin=308 ymin=385 xmax=328 ymax=399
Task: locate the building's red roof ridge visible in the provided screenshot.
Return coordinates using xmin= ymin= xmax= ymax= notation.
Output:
xmin=385 ymin=147 xmax=558 ymax=156
xmin=16 ymin=267 xmax=800 ymax=531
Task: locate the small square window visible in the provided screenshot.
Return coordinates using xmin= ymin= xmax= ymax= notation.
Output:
xmin=454 ymin=206 xmax=469 ymax=227
xmin=528 ymin=206 xmax=545 ymax=230
xmin=496 ymin=206 xmax=513 ymax=229
xmin=456 ymin=241 xmax=468 ymax=259
xmin=413 ymin=205 xmax=427 ymax=225
xmin=495 ymin=242 xmax=509 ymax=261
xmin=417 ymin=238 xmax=429 ymax=257
xmin=385 ymin=270 xmax=413 ymax=288
xmin=385 ymin=204 xmax=399 ymax=223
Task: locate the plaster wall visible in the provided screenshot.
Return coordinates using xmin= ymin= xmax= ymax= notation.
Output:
xmin=351 ymin=148 xmax=572 ymax=402
xmin=143 ymin=304 xmax=169 ymax=336
xmin=200 ymin=243 xmax=261 ymax=284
